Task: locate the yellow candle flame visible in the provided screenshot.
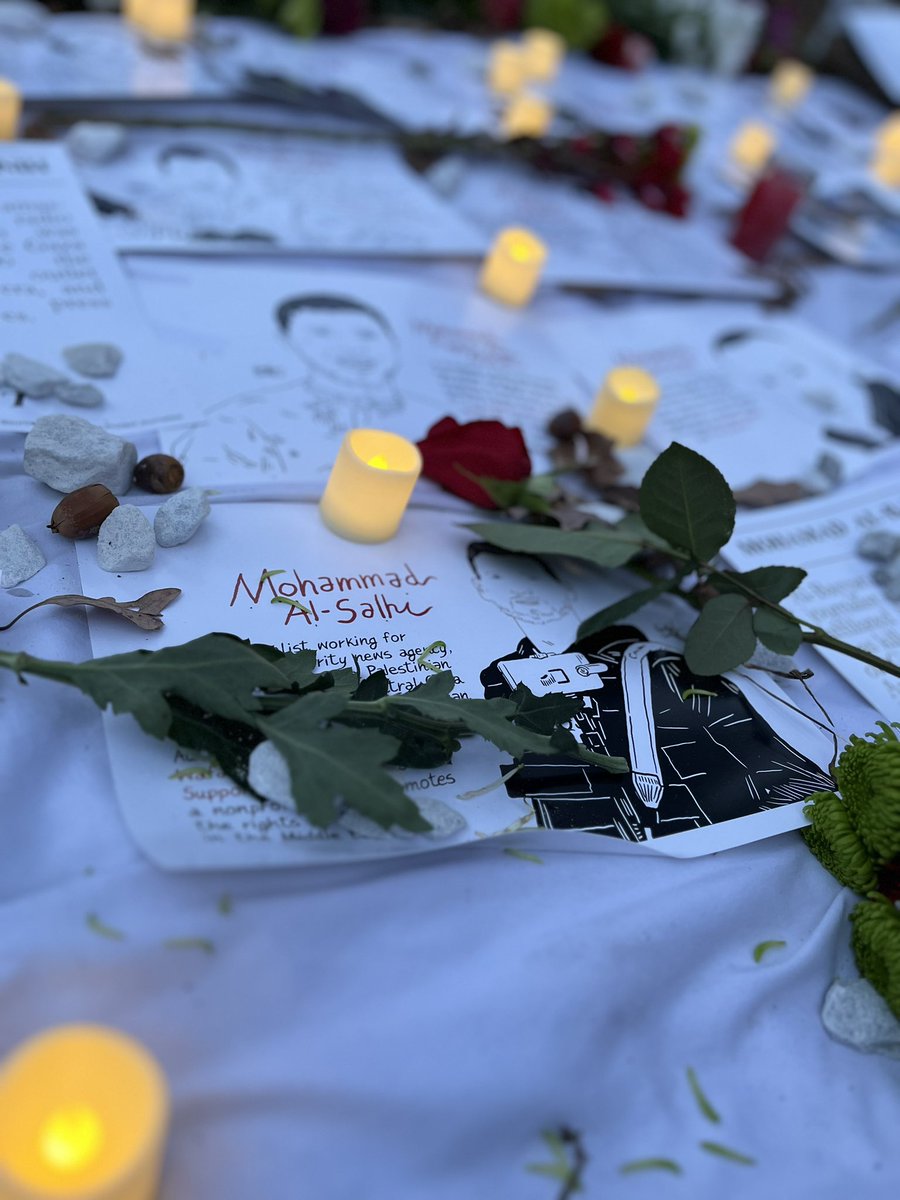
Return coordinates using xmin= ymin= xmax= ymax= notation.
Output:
xmin=367 ymin=454 xmax=391 ymax=469
xmin=39 ymin=1105 xmax=104 ymax=1173
xmin=508 ymin=237 xmax=537 ymax=263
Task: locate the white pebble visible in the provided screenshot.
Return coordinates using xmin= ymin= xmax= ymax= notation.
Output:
xmin=1 ymin=353 xmax=67 ymax=399
xmin=821 ymin=978 xmax=900 ymax=1059
xmin=62 ymin=343 xmax=123 ymax=380
xmin=858 ymin=530 xmax=900 ymax=563
xmin=97 ymin=505 xmax=156 ymax=573
xmin=65 ymin=122 xmax=127 ymax=165
xmin=24 ymin=414 xmax=136 ymax=494
xmin=339 ymin=796 xmax=466 ymax=840
xmin=0 ymin=524 xmax=45 ymax=588
xmin=154 ymin=487 xmax=210 ymax=548
xmin=54 ymin=380 xmax=105 ymax=409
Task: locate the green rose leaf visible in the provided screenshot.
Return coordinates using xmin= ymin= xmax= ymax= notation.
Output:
xmin=683 ymin=595 xmax=756 ymax=676
xmin=259 ymin=692 xmax=427 ymax=831
xmin=753 ymin=608 xmax=803 ymax=656
xmin=712 ymin=565 xmax=807 ymax=603
xmin=639 ymin=442 xmax=736 ymax=562
xmin=577 ymin=581 xmax=675 ymax=641
xmin=465 ymin=520 xmax=648 ymax=569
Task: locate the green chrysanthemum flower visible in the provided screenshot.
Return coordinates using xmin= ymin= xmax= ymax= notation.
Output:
xmin=837 ymin=737 xmax=900 ymax=864
xmin=802 ymin=791 xmax=878 ymax=893
xmin=850 ymin=900 xmax=900 ymax=1021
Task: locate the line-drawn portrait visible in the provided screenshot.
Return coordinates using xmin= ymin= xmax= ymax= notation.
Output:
xmin=714 ymin=327 xmax=900 ymax=448
xmin=275 ymin=294 xmax=403 ymax=433
xmin=169 ymin=293 xmax=405 ymax=476
xmin=470 ymin=543 xmax=835 ymax=843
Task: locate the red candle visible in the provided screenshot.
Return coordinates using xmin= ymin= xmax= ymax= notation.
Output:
xmin=730 ymin=165 xmax=807 ymax=262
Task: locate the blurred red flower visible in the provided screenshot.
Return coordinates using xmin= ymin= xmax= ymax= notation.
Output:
xmin=417 ymin=416 xmax=532 ymax=508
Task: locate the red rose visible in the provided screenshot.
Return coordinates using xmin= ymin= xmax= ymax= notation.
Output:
xmin=480 ymin=0 xmax=524 ymax=30
xmin=417 ymin=416 xmax=532 ymax=509
xmin=321 ymin=0 xmax=369 ymax=35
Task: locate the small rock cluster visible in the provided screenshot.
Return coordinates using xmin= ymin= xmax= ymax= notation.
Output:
xmin=0 ymin=344 xmax=122 ymax=411
xmin=0 ymin=413 xmax=210 ymax=581
xmin=856 ymin=530 xmax=900 ymax=604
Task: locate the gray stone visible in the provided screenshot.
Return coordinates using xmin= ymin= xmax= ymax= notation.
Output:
xmin=0 ymin=524 xmax=45 ymax=588
xmin=96 ymin=505 xmax=155 ymax=573
xmin=24 ymin=414 xmax=137 ymax=494
xmin=62 ymin=343 xmax=123 ymax=380
xmin=247 ymin=741 xmax=466 ymax=841
xmin=801 ymin=451 xmax=844 ymax=496
xmin=54 ymin=380 xmax=104 ymax=409
xmin=821 ymin=978 xmax=900 ymax=1059
xmin=154 ymin=487 xmax=210 ymax=548
xmin=857 ymin=530 xmax=900 ymax=563
xmin=339 ymin=796 xmax=466 ymax=841
xmin=246 ymin=741 xmax=319 ymax=834
xmin=1 ymin=353 xmax=67 ymax=399
xmin=65 ymin=122 xmax=127 ymax=165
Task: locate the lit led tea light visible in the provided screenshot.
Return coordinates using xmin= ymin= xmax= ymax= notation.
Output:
xmin=871 ymin=149 xmax=900 ymax=189
xmin=587 ymin=366 xmax=660 ymax=447
xmin=729 ymin=121 xmax=776 ymax=176
xmin=479 ymin=227 xmax=547 ymax=307
xmin=0 ymin=1024 xmax=169 ymax=1200
xmin=133 ymin=0 xmax=194 ymax=43
xmin=502 ymin=92 xmax=553 ymax=139
xmin=522 ymin=28 xmax=565 ymax=83
xmin=769 ymin=59 xmax=813 ymax=110
xmin=0 ymin=79 xmax=22 ymax=141
xmin=487 ymin=41 xmax=524 ymax=96
xmin=876 ymin=113 xmax=900 ymax=156
xmin=320 ymin=430 xmax=422 ymax=543
xmin=40 ymin=1106 xmax=104 ymax=1173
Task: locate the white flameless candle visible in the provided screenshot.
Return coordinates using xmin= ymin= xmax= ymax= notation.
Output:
xmin=769 ymin=59 xmax=813 ymax=110
xmin=502 ymin=92 xmax=553 ymax=139
xmin=479 ymin=227 xmax=547 ymax=307
xmin=132 ymin=0 xmax=194 ymax=43
xmin=729 ymin=121 xmax=776 ymax=176
xmin=522 ymin=28 xmax=565 ymax=83
xmin=487 ymin=41 xmax=524 ymax=96
xmin=587 ymin=366 xmax=660 ymax=447
xmin=0 ymin=1024 xmax=169 ymax=1200
xmin=876 ymin=113 xmax=900 ymax=157
xmin=0 ymin=79 xmax=22 ymax=141
xmin=319 ymin=429 xmax=422 ymax=543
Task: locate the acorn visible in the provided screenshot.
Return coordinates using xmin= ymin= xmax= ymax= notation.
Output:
xmin=48 ymin=484 xmax=119 ymax=539
xmin=547 ymin=408 xmax=583 ymax=441
xmin=133 ymin=453 xmax=184 ymax=494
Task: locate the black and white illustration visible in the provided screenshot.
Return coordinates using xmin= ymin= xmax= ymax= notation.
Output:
xmin=76 ymin=504 xmax=839 ymax=870
xmin=74 ymin=127 xmax=486 ymax=256
xmin=471 ymin=543 xmax=834 ymax=843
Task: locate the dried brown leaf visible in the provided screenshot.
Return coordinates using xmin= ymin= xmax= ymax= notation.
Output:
xmin=734 ymin=480 xmax=812 ymax=509
xmin=0 ymin=588 xmax=181 ymax=633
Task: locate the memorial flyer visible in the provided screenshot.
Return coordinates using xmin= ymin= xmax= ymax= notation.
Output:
xmin=77 ymin=503 xmax=835 ymax=870
xmin=0 ymin=143 xmax=188 ymax=431
xmin=728 ymin=467 xmax=900 ymax=721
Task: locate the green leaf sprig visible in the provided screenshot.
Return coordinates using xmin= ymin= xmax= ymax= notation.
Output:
xmin=469 ymin=442 xmax=900 ymax=681
xmin=0 ymin=636 xmax=626 ymax=833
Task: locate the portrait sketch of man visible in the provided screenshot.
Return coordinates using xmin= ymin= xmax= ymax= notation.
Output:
xmin=168 ymin=292 xmax=405 ymax=477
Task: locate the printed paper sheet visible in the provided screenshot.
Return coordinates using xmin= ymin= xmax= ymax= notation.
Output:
xmin=78 ymin=503 xmax=835 ymax=869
